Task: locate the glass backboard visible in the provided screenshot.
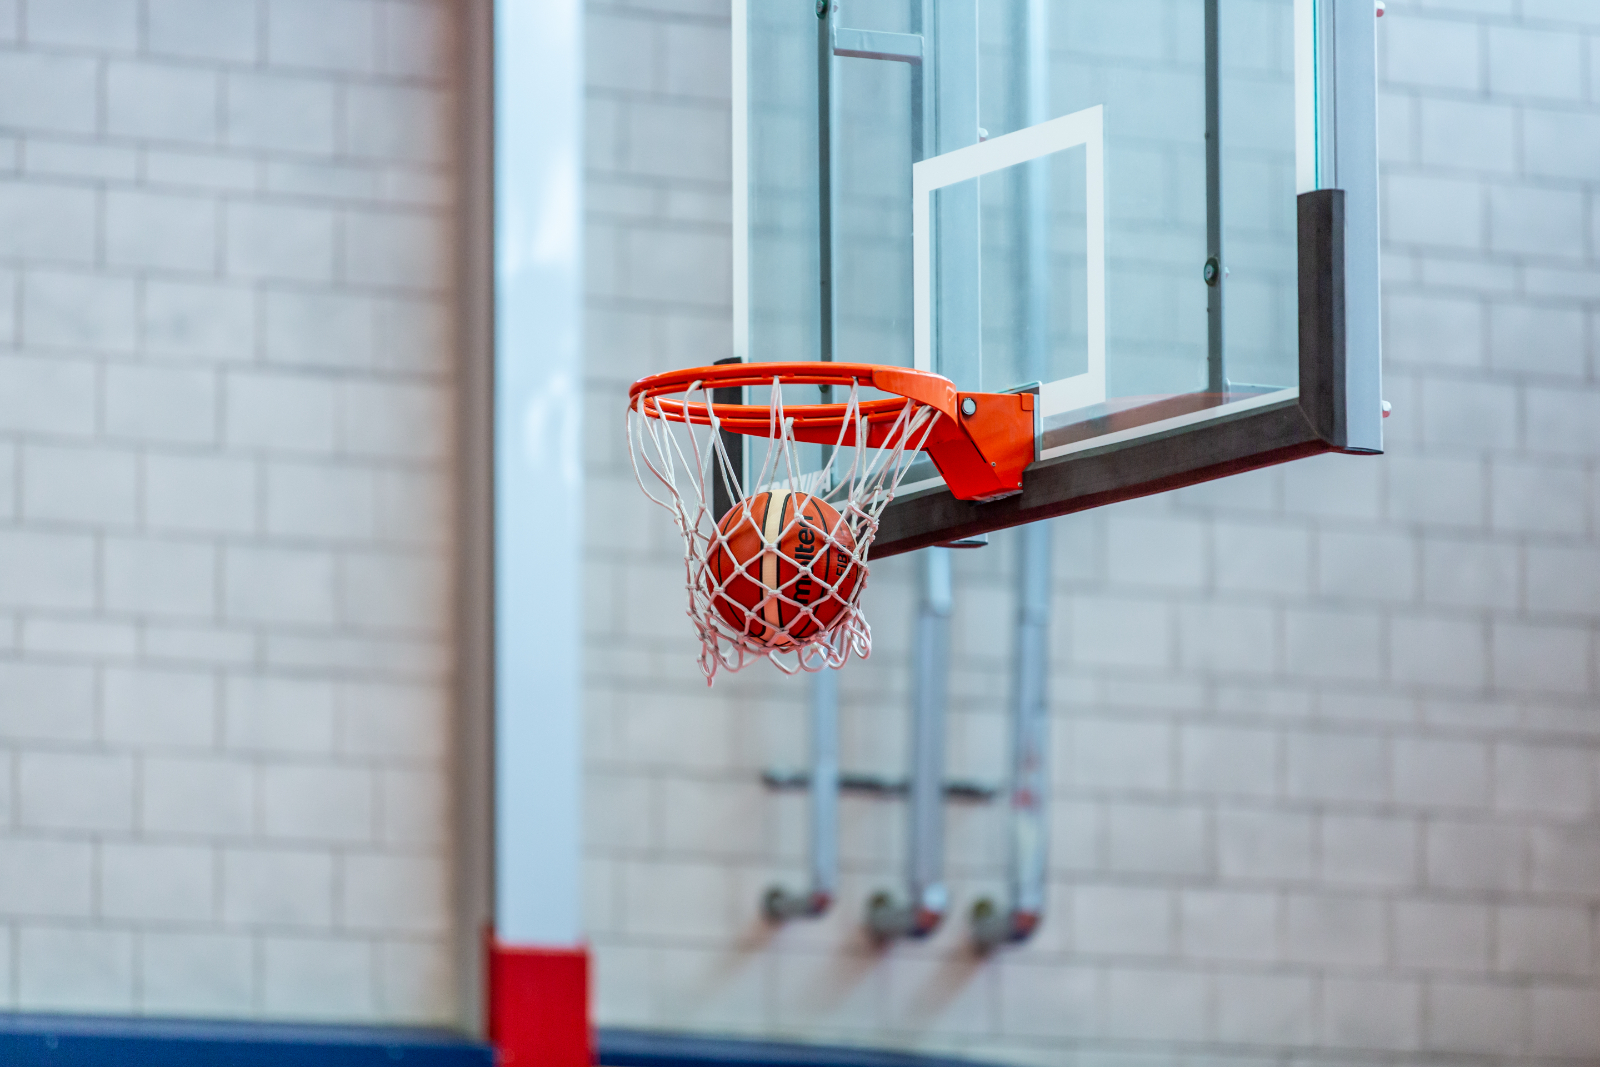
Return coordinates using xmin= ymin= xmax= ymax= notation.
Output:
xmin=734 ymin=0 xmax=1382 ymax=555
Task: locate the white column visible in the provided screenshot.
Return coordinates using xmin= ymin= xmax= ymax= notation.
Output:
xmin=493 ymin=0 xmax=585 ymax=948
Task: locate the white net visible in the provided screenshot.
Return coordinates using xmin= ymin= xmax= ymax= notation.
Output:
xmin=629 ymin=375 xmax=940 ymax=684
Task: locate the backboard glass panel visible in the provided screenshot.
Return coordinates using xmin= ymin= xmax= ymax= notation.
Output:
xmin=734 ymin=0 xmax=1382 ymax=554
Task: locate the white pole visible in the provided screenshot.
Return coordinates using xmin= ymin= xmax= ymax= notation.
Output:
xmin=493 ymin=0 xmax=585 ymax=950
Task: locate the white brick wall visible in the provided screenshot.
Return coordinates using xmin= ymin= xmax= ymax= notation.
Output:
xmin=7 ymin=0 xmax=1599 ymax=1055
xmin=0 ymin=0 xmax=459 ymax=1024
xmin=585 ymin=1 xmax=1600 ymax=1063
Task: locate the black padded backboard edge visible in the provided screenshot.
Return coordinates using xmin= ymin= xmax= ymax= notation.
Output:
xmin=869 ymin=190 xmax=1355 ymax=559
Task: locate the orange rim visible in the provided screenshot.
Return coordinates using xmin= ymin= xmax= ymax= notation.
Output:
xmin=628 ymin=360 xmax=1037 ymax=503
xmin=628 ymin=361 xmax=951 ymax=431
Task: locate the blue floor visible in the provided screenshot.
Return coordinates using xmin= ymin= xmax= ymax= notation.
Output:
xmin=597 ymin=1029 xmax=1004 ymax=1067
xmin=0 ymin=1013 xmax=493 ymax=1066
xmin=0 ymin=1014 xmax=1004 ymax=1067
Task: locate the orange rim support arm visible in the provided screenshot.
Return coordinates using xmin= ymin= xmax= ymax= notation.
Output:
xmin=924 ymin=390 xmax=1035 ymax=502
xmin=866 ymin=367 xmax=1036 ymax=501
xmin=789 ymin=373 xmax=1036 ymax=502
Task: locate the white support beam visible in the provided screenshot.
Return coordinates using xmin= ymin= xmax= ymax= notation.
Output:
xmin=493 ymin=0 xmax=585 ymax=949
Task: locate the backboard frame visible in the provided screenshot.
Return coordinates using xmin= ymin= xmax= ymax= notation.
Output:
xmin=872 ymin=187 xmax=1358 ymax=557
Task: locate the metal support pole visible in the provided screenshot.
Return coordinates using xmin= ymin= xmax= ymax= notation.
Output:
xmin=765 ymin=670 xmax=839 ymax=921
xmin=1018 ymin=0 xmax=1049 ymax=385
xmin=1024 ymin=58 xmax=1049 ymax=395
xmin=1204 ymin=0 xmax=1227 ymax=395
xmin=995 ymin=0 xmax=1050 ymax=401
xmin=907 ymin=548 xmax=951 ymax=921
xmin=764 ymin=3 xmax=847 ymax=916
xmin=808 ymin=670 xmax=840 ymax=907
xmin=818 ymin=0 xmax=839 ymax=387
xmin=931 ymin=0 xmax=982 ymax=392
xmin=971 ymin=521 xmax=1052 ymax=949
xmin=912 ymin=0 xmax=932 ymax=163
xmin=973 ymin=0 xmax=1052 ymax=949
xmin=867 ymin=547 xmax=951 ymax=940
xmin=710 ymin=356 xmax=744 ymax=522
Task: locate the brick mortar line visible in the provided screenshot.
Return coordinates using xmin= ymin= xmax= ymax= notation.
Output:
xmin=0 ymin=41 xmax=457 ymax=92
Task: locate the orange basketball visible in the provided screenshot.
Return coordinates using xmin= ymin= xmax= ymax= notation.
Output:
xmin=707 ymin=489 xmax=862 ymax=646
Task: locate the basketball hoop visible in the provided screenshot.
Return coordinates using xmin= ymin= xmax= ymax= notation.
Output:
xmin=627 ymin=361 xmax=1036 ymax=684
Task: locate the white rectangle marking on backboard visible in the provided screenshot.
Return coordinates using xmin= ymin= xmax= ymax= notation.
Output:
xmin=913 ymin=105 xmax=1106 ymax=417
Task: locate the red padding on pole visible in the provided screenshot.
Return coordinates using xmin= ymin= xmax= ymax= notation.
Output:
xmin=486 ymin=932 xmax=591 ymax=1067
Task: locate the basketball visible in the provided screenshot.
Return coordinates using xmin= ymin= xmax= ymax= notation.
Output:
xmin=707 ymin=489 xmax=862 ymax=646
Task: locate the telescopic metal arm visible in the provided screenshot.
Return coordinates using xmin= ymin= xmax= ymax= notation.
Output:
xmin=866 ymin=547 xmax=952 ymax=940
xmin=764 ymin=670 xmax=840 ymax=921
xmin=971 ymin=521 xmax=1052 ymax=949
xmin=974 ymin=0 xmax=1053 ymax=949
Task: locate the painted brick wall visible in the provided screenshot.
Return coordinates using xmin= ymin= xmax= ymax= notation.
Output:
xmin=585 ymin=1 xmax=1600 ymax=1064
xmin=0 ymin=0 xmax=460 ymax=1023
